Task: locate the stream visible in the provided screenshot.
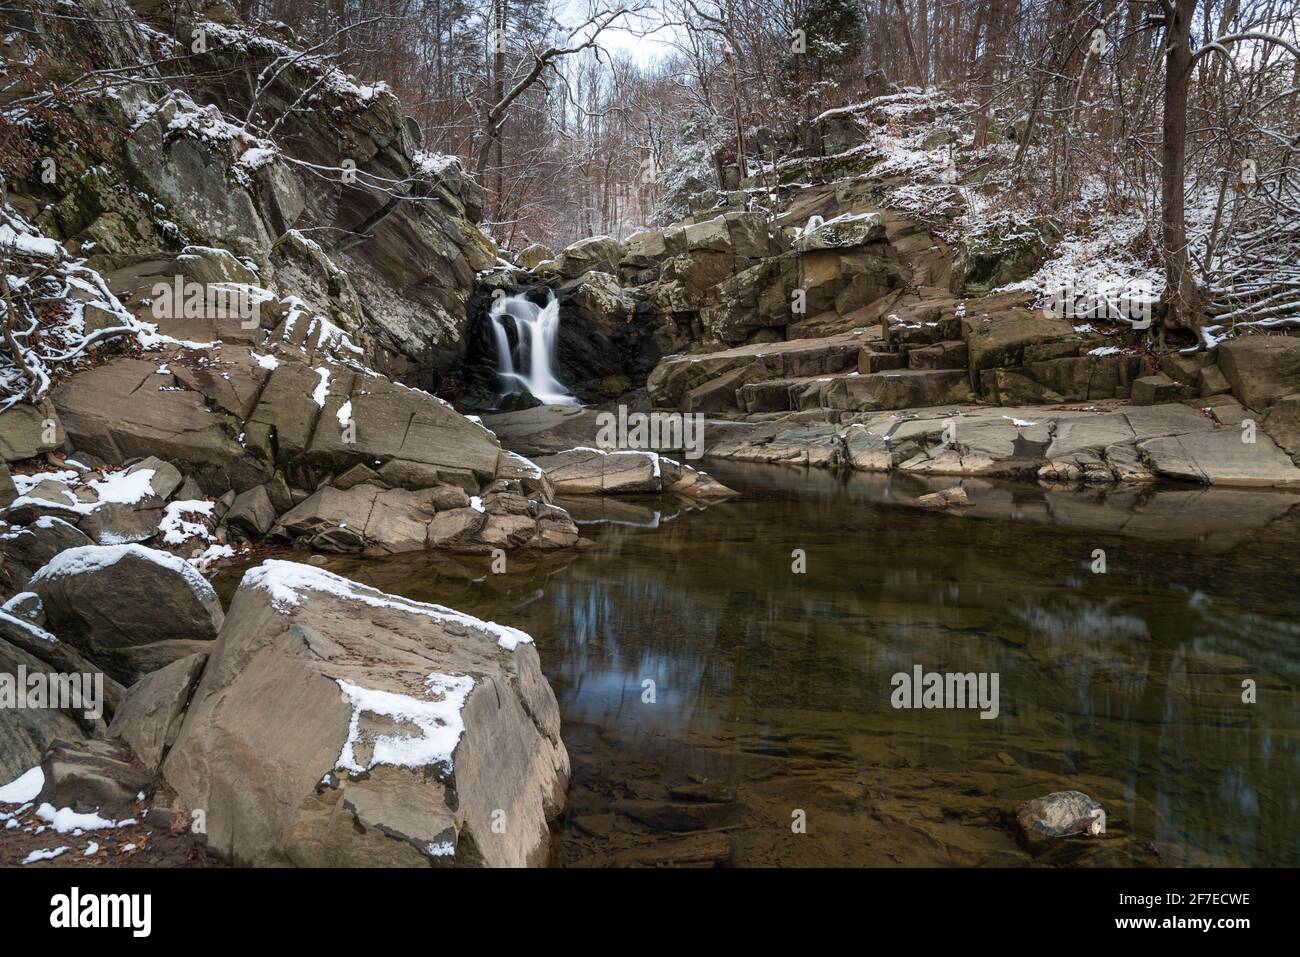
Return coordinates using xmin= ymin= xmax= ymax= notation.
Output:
xmin=218 ymin=462 xmax=1300 ymax=867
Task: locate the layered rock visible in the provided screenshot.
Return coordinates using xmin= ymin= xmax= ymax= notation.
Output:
xmin=163 ymin=560 xmax=569 ymax=867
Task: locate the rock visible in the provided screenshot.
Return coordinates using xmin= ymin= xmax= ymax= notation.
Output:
xmin=0 ymin=634 xmax=98 ymax=783
xmin=426 ymin=506 xmax=487 ymax=547
xmin=659 ymin=459 xmax=738 ymax=500
xmin=332 ymin=463 xmax=381 ymax=490
xmin=647 ymin=333 xmax=864 ymax=410
xmin=1199 ymin=364 xmax=1232 ymax=397
xmin=1263 ymin=394 xmax=1300 ymax=464
xmin=0 ymin=462 xmax=15 ymax=507
xmin=820 ymin=369 xmax=975 ymax=412
xmin=533 ymin=448 xmax=662 ymax=494
xmin=107 ymin=653 xmax=207 ymax=771
xmin=162 ymin=560 xmax=569 ymax=867
xmin=127 ymin=456 xmax=183 ymax=500
xmin=0 ymin=399 xmax=64 ymax=463
xmin=37 ymin=737 xmax=151 ymax=816
xmin=916 ymin=486 xmax=972 ymax=509
xmin=794 ymin=211 xmax=884 ymax=251
xmin=52 ymin=357 xmax=269 ymax=493
xmin=1139 ymin=428 xmax=1300 ymax=487
xmin=613 ymin=832 xmax=732 ymax=867
xmin=1131 ymin=373 xmax=1187 ymax=405
xmin=77 ymin=503 xmax=164 ymax=546
xmin=951 ymin=223 xmax=1055 ymax=294
xmin=30 ymin=544 xmax=224 ymax=686
xmin=1014 ymin=790 xmax=1104 ymax=854
xmin=0 ymin=516 xmax=95 ymax=592
xmin=516 ymin=243 xmax=554 ymax=270
xmin=1217 ymin=335 xmax=1300 ymax=410
xmin=225 ymin=485 xmax=276 ymax=536
xmin=556 ymin=236 xmax=624 ymax=280
xmin=273 ymin=485 xmax=381 ymax=552
xmin=0 ymin=603 xmax=127 ymax=718
xmin=964 ymin=306 xmax=1074 ymax=377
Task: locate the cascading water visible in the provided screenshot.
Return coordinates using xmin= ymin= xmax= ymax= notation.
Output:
xmin=488 ymin=290 xmax=578 ymax=405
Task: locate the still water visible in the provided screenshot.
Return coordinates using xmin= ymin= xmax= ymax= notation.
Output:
xmin=225 ymin=463 xmax=1300 ymax=866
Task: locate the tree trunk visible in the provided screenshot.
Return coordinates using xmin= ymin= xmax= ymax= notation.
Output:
xmin=1160 ymin=0 xmax=1205 ymax=333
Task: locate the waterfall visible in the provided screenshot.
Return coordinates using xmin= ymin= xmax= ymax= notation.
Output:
xmin=488 ymin=290 xmax=578 ymax=405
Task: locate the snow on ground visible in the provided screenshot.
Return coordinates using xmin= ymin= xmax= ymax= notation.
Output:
xmin=35 ymin=803 xmax=137 ymax=834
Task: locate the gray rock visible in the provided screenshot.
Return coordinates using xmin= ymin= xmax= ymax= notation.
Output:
xmin=30 ymin=544 xmax=224 ymax=686
xmin=533 ymin=448 xmax=662 ymax=494
xmin=226 ymin=485 xmax=276 ymax=536
xmin=0 ymin=399 xmax=64 ymax=463
xmin=1217 ymin=335 xmax=1300 ymax=410
xmin=0 ymin=462 xmax=16 ymax=507
xmin=1014 ymin=790 xmax=1104 ymax=854
xmin=37 ymin=737 xmax=151 ymax=816
xmin=108 ymin=652 xmax=207 ymax=770
xmin=162 ymin=559 xmax=569 ymax=867
xmin=0 ymin=516 xmax=95 ymax=591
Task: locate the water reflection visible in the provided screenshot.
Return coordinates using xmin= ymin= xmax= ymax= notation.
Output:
xmin=225 ymin=464 xmax=1300 ymax=866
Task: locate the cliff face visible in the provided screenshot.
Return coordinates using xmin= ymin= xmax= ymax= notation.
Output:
xmin=2 ymin=0 xmax=495 ymax=388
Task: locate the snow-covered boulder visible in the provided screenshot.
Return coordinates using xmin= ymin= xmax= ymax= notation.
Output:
xmin=162 ymin=560 xmax=569 ymax=867
xmin=30 ymin=545 xmax=224 ymax=685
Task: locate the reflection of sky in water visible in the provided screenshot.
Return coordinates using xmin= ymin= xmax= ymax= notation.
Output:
xmin=345 ymin=463 xmax=1300 ymax=865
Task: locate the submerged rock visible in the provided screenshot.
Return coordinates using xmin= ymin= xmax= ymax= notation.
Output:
xmin=1014 ymin=790 xmax=1104 ymax=854
xmin=162 ymin=560 xmax=569 ymax=867
xmin=915 ymin=486 xmax=972 ymax=509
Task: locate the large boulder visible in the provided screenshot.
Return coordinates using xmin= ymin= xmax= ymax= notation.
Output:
xmin=30 ymin=544 xmax=224 ymax=685
xmin=556 ymin=236 xmax=624 ymax=280
xmin=162 ymin=560 xmax=570 ymax=867
xmin=1217 ymin=335 xmax=1300 ymax=411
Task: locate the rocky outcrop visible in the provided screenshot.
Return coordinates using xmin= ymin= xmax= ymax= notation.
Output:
xmin=706 ymin=397 xmax=1300 ymax=489
xmin=162 ymin=560 xmax=569 ymax=867
xmin=6 ymin=2 xmax=496 ymax=389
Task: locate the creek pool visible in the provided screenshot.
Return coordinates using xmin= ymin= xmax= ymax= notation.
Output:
xmin=220 ymin=462 xmax=1300 ymax=866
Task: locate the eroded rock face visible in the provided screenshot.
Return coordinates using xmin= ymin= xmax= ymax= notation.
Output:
xmin=30 ymin=544 xmax=224 ymax=686
xmin=162 ymin=560 xmax=569 ymax=867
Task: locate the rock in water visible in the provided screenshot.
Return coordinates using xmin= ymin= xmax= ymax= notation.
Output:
xmin=29 ymin=544 xmax=224 ymax=686
xmin=915 ymin=486 xmax=972 ymax=509
xmin=1014 ymin=790 xmax=1104 ymax=854
xmin=162 ymin=560 xmax=569 ymax=867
